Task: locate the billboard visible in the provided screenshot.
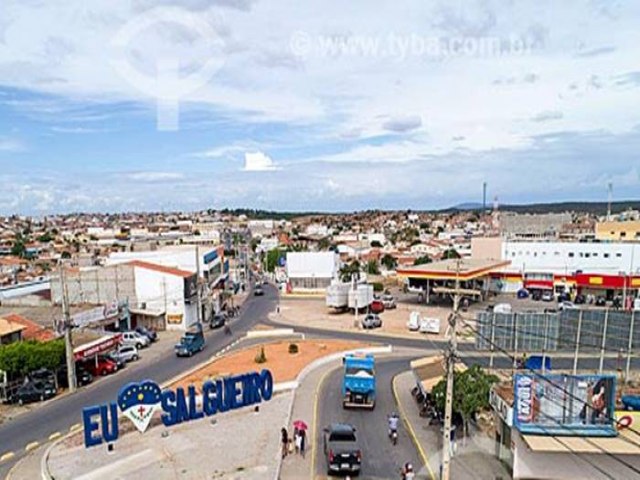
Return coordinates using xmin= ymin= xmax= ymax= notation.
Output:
xmin=513 ymin=373 xmax=617 ymax=437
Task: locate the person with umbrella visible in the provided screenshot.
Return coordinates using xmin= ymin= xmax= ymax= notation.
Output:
xmin=293 ymin=420 xmax=308 ymax=457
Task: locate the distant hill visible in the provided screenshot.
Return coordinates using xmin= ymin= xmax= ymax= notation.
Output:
xmin=439 ymin=200 xmax=640 ymax=215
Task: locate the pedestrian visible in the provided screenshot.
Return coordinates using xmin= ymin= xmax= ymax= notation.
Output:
xmin=299 ymin=428 xmax=306 ymax=458
xmin=281 ymin=427 xmax=289 ymax=459
xmin=293 ymin=428 xmax=300 ymax=454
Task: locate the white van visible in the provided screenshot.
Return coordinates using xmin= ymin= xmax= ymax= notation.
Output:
xmin=493 ymin=303 xmax=513 ymax=314
xmin=407 ymin=312 xmax=421 ymax=331
xmin=121 ymin=331 xmax=150 ymax=349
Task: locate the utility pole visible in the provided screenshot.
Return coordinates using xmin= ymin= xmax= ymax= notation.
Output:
xmin=441 ymin=260 xmax=461 ymax=480
xmin=195 ymin=245 xmax=202 ymax=324
xmin=59 ymin=263 xmax=77 ymax=393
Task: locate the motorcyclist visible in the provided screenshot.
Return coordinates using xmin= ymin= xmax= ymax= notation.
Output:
xmin=388 ymin=412 xmax=400 ymax=437
xmin=401 ymin=462 xmax=415 ymax=480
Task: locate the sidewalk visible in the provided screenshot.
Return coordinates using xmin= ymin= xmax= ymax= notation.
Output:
xmin=393 ymin=371 xmax=510 ymax=480
xmin=279 ymin=358 xmax=342 ymax=480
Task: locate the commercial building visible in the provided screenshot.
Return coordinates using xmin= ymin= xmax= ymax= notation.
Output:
xmin=472 ymin=237 xmax=640 ymax=300
xmin=596 ymin=220 xmax=640 ymax=242
xmin=490 ymin=378 xmax=640 ymax=479
xmin=500 ymin=212 xmax=572 ymax=239
xmin=285 ymin=252 xmax=340 ymax=292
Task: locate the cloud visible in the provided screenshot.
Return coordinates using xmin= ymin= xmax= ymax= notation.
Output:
xmin=243 ymin=151 xmax=277 ymax=171
xmin=0 ymin=137 xmax=25 ymax=152
xmin=575 ymin=46 xmax=616 ymax=58
xmin=124 ymin=172 xmax=185 ymax=182
xmin=615 ymin=71 xmax=640 ymax=87
xmin=382 ymin=115 xmax=422 ymax=133
xmin=531 ymin=111 xmax=564 ymax=123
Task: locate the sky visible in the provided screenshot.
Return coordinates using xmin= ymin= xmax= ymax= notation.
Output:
xmin=0 ymin=0 xmax=639 ymax=215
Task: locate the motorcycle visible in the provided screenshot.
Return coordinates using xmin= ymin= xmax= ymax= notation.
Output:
xmin=389 ymin=428 xmax=398 ymax=445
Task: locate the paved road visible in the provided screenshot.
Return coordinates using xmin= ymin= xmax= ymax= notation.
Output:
xmin=315 ymin=357 xmax=422 ymax=479
xmin=0 ymin=286 xmax=277 ymax=479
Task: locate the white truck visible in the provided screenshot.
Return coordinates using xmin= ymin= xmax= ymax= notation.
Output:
xmin=326 ymin=282 xmax=351 ymax=310
xmin=348 ymin=284 xmax=374 ymax=311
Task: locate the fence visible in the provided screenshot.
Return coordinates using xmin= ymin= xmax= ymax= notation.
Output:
xmin=476 ymin=309 xmax=638 ymax=379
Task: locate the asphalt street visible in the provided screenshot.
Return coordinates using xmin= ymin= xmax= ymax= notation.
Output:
xmin=315 ymin=357 xmax=422 ymax=479
xmin=0 ymin=286 xmax=277 ymax=479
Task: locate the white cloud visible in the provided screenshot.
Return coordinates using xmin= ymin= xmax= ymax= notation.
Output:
xmin=124 ymin=171 xmax=185 ymax=182
xmin=243 ymin=151 xmax=277 ymax=171
xmin=0 ymin=137 xmax=25 ymax=152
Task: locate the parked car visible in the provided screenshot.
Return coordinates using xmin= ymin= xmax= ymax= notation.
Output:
xmin=574 ymin=294 xmax=586 ymax=305
xmin=209 ymin=314 xmax=226 ymax=330
xmin=135 ymin=326 xmax=158 ymax=343
xmin=559 ymin=301 xmax=577 ymax=311
xmin=531 ymin=291 xmax=542 ymax=301
xmin=323 ymin=423 xmax=362 ymax=476
xmin=517 ymin=289 xmax=529 ymax=299
xmin=82 ymin=357 xmax=118 ymax=377
xmin=57 ymin=365 xmax=93 ymax=388
xmin=29 ymin=368 xmax=56 ymax=390
xmin=370 ymin=300 xmax=385 ymax=314
xmin=407 ymin=312 xmax=420 ymax=331
xmin=10 ymin=381 xmax=56 ymax=406
xmin=254 ymin=286 xmax=264 ymax=296
xmin=419 ymin=317 xmax=441 ymax=334
xmin=493 ymin=303 xmax=512 ymax=314
xmin=361 ymin=313 xmax=382 ymax=329
xmin=114 ymin=345 xmax=139 ymax=363
xmin=541 ymin=291 xmax=554 ymax=302
xmin=557 ymin=292 xmax=571 ymax=302
xmin=595 ymin=296 xmax=607 ymax=307
xmin=122 ymin=331 xmax=150 ymax=349
xmin=382 ymin=294 xmax=396 ymax=309
xmin=101 ymin=353 xmax=125 ymax=370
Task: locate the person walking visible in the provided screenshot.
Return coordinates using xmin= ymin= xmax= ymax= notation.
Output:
xmin=299 ymin=428 xmax=306 ymax=458
xmin=281 ymin=427 xmax=289 ymax=459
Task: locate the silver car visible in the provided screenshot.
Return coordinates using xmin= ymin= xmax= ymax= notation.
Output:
xmin=382 ymin=294 xmax=396 ymax=309
xmin=115 ymin=345 xmax=140 ymax=362
xmin=361 ymin=313 xmax=382 ymax=329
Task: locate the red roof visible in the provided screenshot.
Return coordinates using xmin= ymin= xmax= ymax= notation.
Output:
xmin=1 ymin=313 xmax=56 ymax=342
xmin=128 ymin=260 xmax=194 ymax=278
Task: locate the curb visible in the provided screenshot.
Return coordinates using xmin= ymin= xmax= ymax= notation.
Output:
xmin=392 ymin=373 xmax=436 ymax=480
xmin=246 ymin=328 xmax=297 ymax=339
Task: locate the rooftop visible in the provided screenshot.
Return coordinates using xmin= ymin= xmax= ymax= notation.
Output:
xmin=128 ymin=260 xmax=194 ymax=278
xmin=397 ymin=258 xmax=511 ymax=281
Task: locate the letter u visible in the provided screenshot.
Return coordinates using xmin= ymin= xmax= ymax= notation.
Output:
xmin=101 ymin=402 xmax=119 ymax=443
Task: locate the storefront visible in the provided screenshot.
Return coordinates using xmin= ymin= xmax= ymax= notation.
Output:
xmin=490 ymin=384 xmax=514 ymax=472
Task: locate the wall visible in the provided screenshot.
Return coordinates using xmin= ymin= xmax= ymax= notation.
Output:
xmin=472 ymin=237 xmax=503 ymax=260
xmin=51 ymin=265 xmax=136 ymax=306
xmin=286 ymin=252 xmax=339 ymax=279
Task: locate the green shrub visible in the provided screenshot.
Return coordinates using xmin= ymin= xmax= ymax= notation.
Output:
xmin=0 ymin=339 xmax=65 ymax=377
xmin=288 ymin=343 xmax=299 ymax=354
xmin=372 ymin=282 xmax=384 ymax=292
xmin=254 ymin=346 xmax=267 ymax=364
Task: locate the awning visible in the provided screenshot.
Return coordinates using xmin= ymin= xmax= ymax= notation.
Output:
xmin=129 ymin=307 xmax=165 ymax=317
xmin=73 ymin=333 xmax=122 ymax=361
xmin=522 ymin=429 xmax=640 ymax=455
xmin=410 ymin=356 xmax=467 ymax=394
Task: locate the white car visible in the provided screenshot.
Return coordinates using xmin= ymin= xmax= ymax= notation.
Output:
xmin=382 ymin=294 xmax=396 ymax=309
xmin=559 ymin=301 xmax=577 ymax=311
xmin=115 ymin=345 xmax=139 ymax=363
xmin=407 ymin=312 xmax=421 ymax=331
xmin=121 ymin=331 xmax=150 ymax=349
xmin=419 ymin=317 xmax=441 ymax=334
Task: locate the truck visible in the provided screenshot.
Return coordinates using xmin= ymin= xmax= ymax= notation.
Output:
xmin=348 ymin=284 xmax=373 ymax=311
xmin=326 ymin=281 xmax=350 ymax=310
xmin=342 ymin=354 xmax=376 ymax=409
xmin=175 ymin=323 xmax=205 ymax=357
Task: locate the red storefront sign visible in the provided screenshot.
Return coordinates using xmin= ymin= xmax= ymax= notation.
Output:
xmin=73 ymin=334 xmax=122 ymax=361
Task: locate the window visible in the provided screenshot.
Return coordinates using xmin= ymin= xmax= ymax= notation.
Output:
xmin=554 ymin=251 xmax=560 ymax=256
xmin=621 ymin=232 xmax=627 ymax=238
xmin=593 ymin=253 xmax=598 ymax=257
xmin=585 ymin=253 xmax=590 ymax=258
xmin=617 ymin=253 xmax=622 ymax=258
xmin=604 ymin=253 xmax=610 ymax=259
xmin=569 ymin=252 xmax=575 ymax=258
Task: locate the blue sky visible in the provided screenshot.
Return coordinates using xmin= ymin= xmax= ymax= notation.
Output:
xmin=1 ymin=0 xmax=639 ymax=214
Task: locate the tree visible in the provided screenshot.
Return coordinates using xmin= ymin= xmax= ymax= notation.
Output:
xmin=37 ymin=232 xmax=54 ymax=243
xmin=266 ymin=248 xmax=283 ymax=272
xmin=443 ymin=249 xmax=461 ymax=260
xmin=432 ymin=365 xmax=499 ymax=442
xmin=11 ymin=233 xmax=26 ymax=258
xmin=0 ymin=340 xmax=66 ymax=378
xmin=414 ymin=255 xmax=432 ymax=266
xmin=370 ymin=240 xmax=383 ymax=248
xmin=365 ymin=259 xmax=380 ymax=275
xmin=317 ymin=237 xmax=331 ymax=251
xmin=381 ymin=254 xmax=397 ymax=271
xmin=339 ymin=260 xmax=360 ymax=282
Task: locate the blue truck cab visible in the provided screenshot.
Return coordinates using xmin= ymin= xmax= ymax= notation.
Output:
xmin=342 ymin=354 xmax=376 ymax=409
xmin=175 ymin=323 xmax=205 ymax=357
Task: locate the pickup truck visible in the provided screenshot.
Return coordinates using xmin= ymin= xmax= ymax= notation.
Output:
xmin=342 ymin=354 xmax=376 ymax=409
xmin=323 ymin=423 xmax=362 ymax=476
xmin=175 ymin=323 xmax=205 ymax=357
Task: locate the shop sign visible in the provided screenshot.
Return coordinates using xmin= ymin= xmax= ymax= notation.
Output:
xmin=83 ymin=369 xmax=274 ymax=448
xmin=166 ymin=314 xmax=183 ymax=325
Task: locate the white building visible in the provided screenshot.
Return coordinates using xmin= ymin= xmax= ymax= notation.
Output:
xmin=130 ymin=261 xmax=198 ymax=331
xmin=257 ymin=237 xmax=279 ymax=253
xmin=358 ymin=232 xmax=386 ymax=245
xmin=286 ymin=252 xmax=340 ymax=291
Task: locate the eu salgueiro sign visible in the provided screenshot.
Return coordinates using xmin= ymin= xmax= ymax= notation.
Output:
xmin=83 ymin=369 xmax=274 ymax=448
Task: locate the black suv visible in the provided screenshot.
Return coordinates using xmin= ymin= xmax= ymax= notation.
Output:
xmin=209 ymin=314 xmax=226 ymax=329
xmin=29 ymin=368 xmax=56 ymax=390
xmin=57 ymin=365 xmax=93 ymax=388
xmin=323 ymin=423 xmax=362 ymax=476
xmin=11 ymin=381 xmax=56 ymax=405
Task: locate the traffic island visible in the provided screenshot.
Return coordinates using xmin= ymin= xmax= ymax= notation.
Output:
xmin=34 ymin=339 xmax=376 ymax=480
